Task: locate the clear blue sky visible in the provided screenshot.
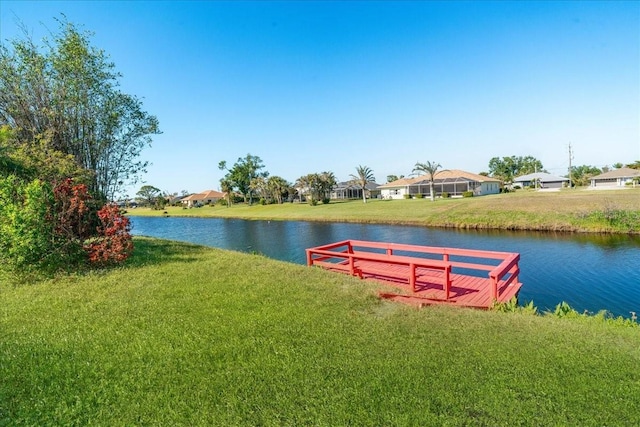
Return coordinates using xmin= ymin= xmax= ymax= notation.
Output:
xmin=1 ymin=1 xmax=638 ymax=196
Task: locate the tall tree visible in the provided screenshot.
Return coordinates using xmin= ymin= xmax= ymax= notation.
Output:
xmin=570 ymin=165 xmax=602 ymax=187
xmin=625 ymin=160 xmax=640 ymax=170
xmin=136 ymin=185 xmax=162 ymax=207
xmin=350 ymin=165 xmax=375 ymax=203
xmin=249 ymin=176 xmax=268 ymax=202
xmin=413 ymin=161 xmax=441 ymax=202
xmin=487 ymin=156 xmax=544 ymax=184
xmin=218 ymin=153 xmax=267 ymax=204
xmin=0 ymin=18 xmax=160 ymax=200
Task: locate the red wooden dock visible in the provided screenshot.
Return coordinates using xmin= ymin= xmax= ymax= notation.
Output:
xmin=306 ymin=240 xmax=522 ymax=309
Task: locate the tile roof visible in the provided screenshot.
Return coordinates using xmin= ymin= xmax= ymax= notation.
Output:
xmin=181 ymin=190 xmax=226 ymax=201
xmin=378 ymin=169 xmax=500 ymax=188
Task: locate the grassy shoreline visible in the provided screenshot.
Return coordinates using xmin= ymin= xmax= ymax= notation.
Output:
xmin=128 ymin=188 xmax=640 ymax=234
xmin=1 ymin=238 xmax=639 ymax=425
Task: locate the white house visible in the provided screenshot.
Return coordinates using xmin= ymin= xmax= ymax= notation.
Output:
xmin=589 ymin=168 xmax=640 ymax=188
xmin=378 ymin=170 xmax=501 ymax=199
xmin=180 ymin=190 xmax=226 ymax=207
xmin=513 ymin=172 xmax=569 ymax=189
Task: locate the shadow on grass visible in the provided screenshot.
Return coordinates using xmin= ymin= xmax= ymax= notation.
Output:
xmin=125 ymin=237 xmax=211 ymax=268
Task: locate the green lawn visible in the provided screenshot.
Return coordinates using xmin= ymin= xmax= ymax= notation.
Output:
xmin=129 ymin=188 xmax=640 ymax=233
xmin=2 ymin=238 xmax=638 ymax=425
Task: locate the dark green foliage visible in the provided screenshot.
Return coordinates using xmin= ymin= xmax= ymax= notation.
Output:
xmin=570 ymin=165 xmax=602 ymax=186
xmin=295 ymin=171 xmax=336 ymax=205
xmin=218 ymin=154 xmax=267 ymax=204
xmin=0 ymin=18 xmax=159 ymax=200
xmin=0 ymin=177 xmax=58 ymax=274
xmin=462 ymin=191 xmax=474 ymax=197
xmin=0 ymin=174 xmax=133 ymax=277
xmin=135 ymin=185 xmax=162 ymax=207
xmin=488 ymin=155 xmax=544 ymax=183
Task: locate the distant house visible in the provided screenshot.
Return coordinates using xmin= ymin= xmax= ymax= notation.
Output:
xmin=180 ymin=190 xmax=226 ymax=207
xmin=331 ymin=181 xmax=381 ymax=200
xmin=378 ymin=170 xmax=501 ymax=199
xmin=589 ymin=168 xmax=640 ymax=188
xmin=513 ymin=172 xmax=569 ymax=189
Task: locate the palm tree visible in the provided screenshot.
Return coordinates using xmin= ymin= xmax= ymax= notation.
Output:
xmin=220 ymin=178 xmax=234 ymax=208
xmin=267 ymin=176 xmax=290 ymax=204
xmin=413 ymin=161 xmax=442 ymax=201
xmin=350 ymin=165 xmax=375 ymax=203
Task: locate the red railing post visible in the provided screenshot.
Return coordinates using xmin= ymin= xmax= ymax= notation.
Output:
xmin=410 ymin=263 xmax=416 ymax=293
xmin=349 ymin=254 xmax=355 ymax=276
xmin=442 ymin=265 xmax=450 ymax=299
xmin=306 ymin=249 xmax=312 ymax=266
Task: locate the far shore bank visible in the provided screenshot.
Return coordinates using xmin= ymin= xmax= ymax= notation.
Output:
xmin=126 ymin=188 xmax=640 ymax=234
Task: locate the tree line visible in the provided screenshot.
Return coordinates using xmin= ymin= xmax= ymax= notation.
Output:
xmin=143 ymin=154 xmax=638 ymax=209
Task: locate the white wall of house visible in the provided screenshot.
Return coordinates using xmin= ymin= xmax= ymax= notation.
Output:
xmin=478 ymin=182 xmax=500 ymax=195
xmin=380 ymin=187 xmax=409 ymax=199
xmin=591 ymin=177 xmax=635 ymax=187
xmin=381 ymin=181 xmax=500 ymax=198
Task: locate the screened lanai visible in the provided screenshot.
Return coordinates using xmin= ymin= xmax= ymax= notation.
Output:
xmin=407 ymin=177 xmax=481 ymax=197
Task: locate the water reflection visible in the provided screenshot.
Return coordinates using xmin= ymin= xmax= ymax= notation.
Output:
xmin=130 ymin=217 xmax=640 ymax=318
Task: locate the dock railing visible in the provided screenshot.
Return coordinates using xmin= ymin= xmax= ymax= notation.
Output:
xmin=306 ymin=239 xmax=520 ymax=304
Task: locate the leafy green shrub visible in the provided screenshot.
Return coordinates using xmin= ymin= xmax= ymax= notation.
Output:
xmin=441 ymin=192 xmax=450 ymax=198
xmin=415 ymin=193 xmax=423 ymax=199
xmin=492 ymin=298 xmax=538 ymax=315
xmin=0 ymin=176 xmax=57 ymax=274
xmin=403 ymin=194 xmax=411 ymax=199
xmin=322 ymin=198 xmax=330 ymax=204
xmin=152 ymin=195 xmax=166 ymax=210
xmin=0 ymin=176 xmax=133 ymax=276
xmin=462 ymin=191 xmax=474 ymax=198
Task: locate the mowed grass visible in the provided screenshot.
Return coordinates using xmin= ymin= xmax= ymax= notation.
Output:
xmin=131 ymin=188 xmax=640 ymax=233
xmin=1 ymin=238 xmax=639 ymax=425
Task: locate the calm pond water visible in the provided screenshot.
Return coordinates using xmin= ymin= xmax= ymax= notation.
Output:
xmin=130 ymin=216 xmax=640 ymax=318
